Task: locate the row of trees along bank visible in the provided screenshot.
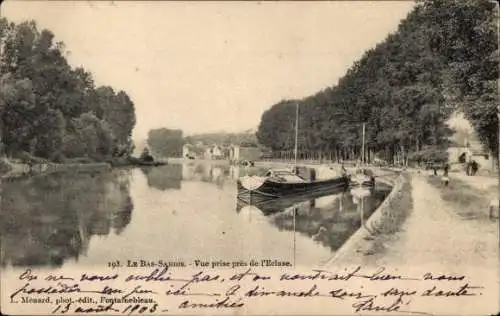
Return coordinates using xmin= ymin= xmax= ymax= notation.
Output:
xmin=0 ymin=19 xmax=136 ymax=163
xmin=256 ymin=0 xmax=498 ymax=165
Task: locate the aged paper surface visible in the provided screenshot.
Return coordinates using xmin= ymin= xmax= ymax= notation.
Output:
xmin=1 ymin=1 xmax=499 ymax=315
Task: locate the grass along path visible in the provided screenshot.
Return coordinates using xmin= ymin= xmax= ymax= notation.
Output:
xmin=426 ymin=174 xmax=497 ymax=222
xmin=449 ymin=171 xmax=497 ymax=192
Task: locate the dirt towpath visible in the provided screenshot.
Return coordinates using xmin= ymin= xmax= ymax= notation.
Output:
xmin=330 ymin=173 xmax=499 ymax=314
xmin=377 ymin=174 xmax=497 ymax=270
xmin=335 ymin=173 xmax=498 ymax=271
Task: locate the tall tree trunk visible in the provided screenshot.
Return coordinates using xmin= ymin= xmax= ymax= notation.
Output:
xmin=393 ymin=144 xmax=397 ymax=165
xmin=400 ymin=144 xmax=405 ymax=167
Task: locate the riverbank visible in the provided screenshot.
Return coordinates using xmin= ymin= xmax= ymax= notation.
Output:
xmin=0 ymin=156 xmax=167 ymax=180
xmin=0 ymin=159 xmax=112 ymax=180
xmin=167 ymin=157 xmax=230 ymax=166
xmin=326 ymin=172 xmax=411 ymax=266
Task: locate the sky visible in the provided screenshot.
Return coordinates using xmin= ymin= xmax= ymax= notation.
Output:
xmin=2 ymin=1 xmax=416 ymax=141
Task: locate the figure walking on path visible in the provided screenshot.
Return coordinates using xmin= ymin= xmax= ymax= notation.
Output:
xmin=443 ymin=163 xmax=449 ymax=177
xmin=442 ymin=163 xmax=449 ymax=186
xmin=471 ymin=160 xmax=478 ymax=176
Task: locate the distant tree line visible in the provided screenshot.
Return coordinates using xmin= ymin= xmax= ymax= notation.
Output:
xmin=257 ymin=0 xmax=498 ymax=165
xmin=0 ymin=19 xmax=136 ymax=162
xmin=147 ymin=128 xmax=183 ymax=158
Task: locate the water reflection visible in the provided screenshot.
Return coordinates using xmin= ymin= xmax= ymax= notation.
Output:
xmin=237 ymin=185 xmax=391 ymax=252
xmin=0 ymin=161 xmax=393 ymax=269
xmin=0 ymin=169 xmax=133 ymax=268
xmin=140 ymin=164 xmax=182 ymax=190
xmin=182 ymin=163 xmax=265 ymax=188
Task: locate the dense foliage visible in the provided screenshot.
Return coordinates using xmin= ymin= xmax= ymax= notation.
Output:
xmin=256 ymin=0 xmax=498 ymax=164
xmin=408 ymin=146 xmax=449 ymax=164
xmin=148 ymin=128 xmax=183 ymax=158
xmin=0 ymin=19 xmax=136 ymax=162
xmin=424 ymin=0 xmax=499 ymax=157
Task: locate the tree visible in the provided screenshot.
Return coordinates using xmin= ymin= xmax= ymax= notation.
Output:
xmin=423 ymin=0 xmax=498 ymax=156
xmin=256 ymin=1 xmax=490 ymax=164
xmin=140 ymin=147 xmax=154 ymax=162
xmin=65 ymin=112 xmax=115 ymax=160
xmin=257 ymin=100 xmax=298 ymax=151
xmin=0 ymin=18 xmax=137 ymax=162
xmin=148 ymin=128 xmax=183 ymax=158
xmin=0 ymin=78 xmax=37 ymax=155
xmin=96 ymin=87 xmax=136 ymax=156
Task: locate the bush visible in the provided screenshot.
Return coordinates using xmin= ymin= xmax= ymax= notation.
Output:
xmin=408 ymin=147 xmax=449 ymax=165
xmin=0 ymin=158 xmax=12 ymax=174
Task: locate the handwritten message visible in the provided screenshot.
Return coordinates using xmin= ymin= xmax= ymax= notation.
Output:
xmin=1 ymin=259 xmax=493 ymax=315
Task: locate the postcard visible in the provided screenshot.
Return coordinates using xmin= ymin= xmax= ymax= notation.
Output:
xmin=0 ymin=1 xmax=499 ymax=315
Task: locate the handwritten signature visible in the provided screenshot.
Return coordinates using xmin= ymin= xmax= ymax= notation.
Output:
xmin=6 ymin=266 xmax=482 ymax=314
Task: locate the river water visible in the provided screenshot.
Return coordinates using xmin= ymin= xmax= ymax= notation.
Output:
xmin=0 ymin=162 xmax=391 ymax=269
